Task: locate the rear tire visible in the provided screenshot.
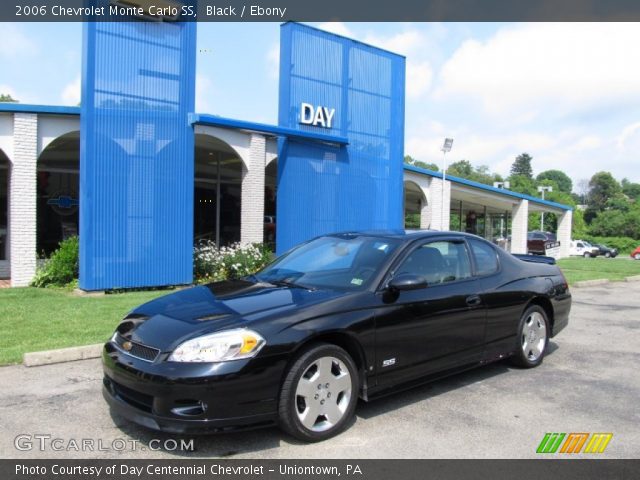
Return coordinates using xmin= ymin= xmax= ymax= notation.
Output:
xmin=278 ymin=343 xmax=358 ymax=442
xmin=635 ymin=253 xmax=640 ymax=260
xmin=511 ymin=305 xmax=549 ymax=368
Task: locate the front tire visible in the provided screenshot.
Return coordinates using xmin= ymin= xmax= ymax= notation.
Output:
xmin=604 ymin=252 xmax=611 ymax=258
xmin=511 ymin=305 xmax=549 ymax=368
xmin=583 ymin=252 xmax=591 ymax=258
xmin=278 ymin=344 xmax=358 ymax=442
xmin=635 ymin=253 xmax=640 ymax=260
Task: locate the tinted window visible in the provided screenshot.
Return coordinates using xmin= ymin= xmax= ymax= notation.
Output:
xmin=469 ymin=239 xmax=499 ymax=276
xmin=396 ymin=241 xmax=471 ymax=285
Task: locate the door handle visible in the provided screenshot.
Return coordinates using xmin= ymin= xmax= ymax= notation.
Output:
xmin=466 ymin=295 xmax=482 ymax=306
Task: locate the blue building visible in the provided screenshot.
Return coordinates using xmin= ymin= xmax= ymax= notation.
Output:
xmin=0 ymin=21 xmax=572 ymax=289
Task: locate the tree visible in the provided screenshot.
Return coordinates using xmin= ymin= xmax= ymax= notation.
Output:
xmin=507 ymin=174 xmax=537 ymax=196
xmin=622 ymin=178 xmax=640 ymax=201
xmin=0 ymin=93 xmax=18 ymax=103
xmin=446 ymin=160 xmax=503 ymax=186
xmin=403 ymin=155 xmax=439 ymax=171
xmin=536 ymin=169 xmax=572 ymax=194
xmin=510 ymin=153 xmax=533 ymax=179
xmin=587 ymin=171 xmax=622 ymax=211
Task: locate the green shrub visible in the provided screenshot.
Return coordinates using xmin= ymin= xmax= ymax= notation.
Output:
xmin=405 ymin=213 xmax=420 ymax=229
xmin=583 ymin=236 xmax=639 ymax=254
xmin=31 ymin=236 xmax=79 ymax=287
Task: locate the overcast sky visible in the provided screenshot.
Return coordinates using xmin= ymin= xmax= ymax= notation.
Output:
xmin=2 ymin=22 xmax=639 ymax=188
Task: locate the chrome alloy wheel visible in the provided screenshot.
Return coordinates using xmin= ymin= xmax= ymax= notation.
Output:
xmin=521 ymin=311 xmax=547 ymax=361
xmin=294 ymin=356 xmax=352 ymax=432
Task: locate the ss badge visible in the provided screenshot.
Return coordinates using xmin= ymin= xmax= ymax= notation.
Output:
xmin=382 ymin=358 xmax=396 ymax=367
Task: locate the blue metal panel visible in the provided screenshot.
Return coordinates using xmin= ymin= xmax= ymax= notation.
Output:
xmin=277 ymin=23 xmax=406 ymax=254
xmin=80 ymin=18 xmax=196 ymax=290
xmin=0 ymin=104 xmax=80 ymax=116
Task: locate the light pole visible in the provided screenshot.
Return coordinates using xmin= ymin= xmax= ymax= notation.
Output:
xmin=440 ymin=138 xmax=453 ymax=230
xmin=537 ymin=185 xmax=553 ymax=231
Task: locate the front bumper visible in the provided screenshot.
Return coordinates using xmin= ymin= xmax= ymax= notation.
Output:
xmin=102 ymin=342 xmax=285 ymax=434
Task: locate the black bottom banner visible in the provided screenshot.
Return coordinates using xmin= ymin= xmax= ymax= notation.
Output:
xmin=2 ymin=459 xmax=638 ymax=480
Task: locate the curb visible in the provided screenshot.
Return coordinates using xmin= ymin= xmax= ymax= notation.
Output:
xmin=572 ymin=279 xmax=610 ymax=288
xmin=23 ymin=344 xmax=103 ymax=367
xmin=625 ymin=275 xmax=640 ymax=282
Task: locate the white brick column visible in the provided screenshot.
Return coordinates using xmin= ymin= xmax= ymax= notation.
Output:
xmin=240 ymin=133 xmax=266 ymax=244
xmin=557 ymin=209 xmax=573 ymax=258
xmin=511 ymin=199 xmax=529 ymax=254
xmin=419 ymin=198 xmax=431 ymax=229
xmin=428 ymin=177 xmax=451 ymax=230
xmin=10 ymin=113 xmax=38 ymax=286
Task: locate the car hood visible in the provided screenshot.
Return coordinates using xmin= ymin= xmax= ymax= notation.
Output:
xmin=116 ymin=280 xmax=348 ymax=352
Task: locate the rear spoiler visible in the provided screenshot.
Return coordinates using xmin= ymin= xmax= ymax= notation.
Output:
xmin=513 ymin=254 xmax=556 ymax=265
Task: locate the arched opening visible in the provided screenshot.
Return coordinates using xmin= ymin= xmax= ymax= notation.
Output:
xmin=264 ymin=158 xmax=277 ymax=246
xmin=194 ymin=134 xmax=244 ymax=246
xmin=37 ymin=131 xmax=80 ymax=256
xmin=0 ymin=149 xmax=9 ymax=266
xmin=404 ymin=180 xmax=425 ymax=229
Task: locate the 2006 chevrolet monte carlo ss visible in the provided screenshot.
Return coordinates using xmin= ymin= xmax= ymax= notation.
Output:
xmin=102 ymin=230 xmax=571 ymax=442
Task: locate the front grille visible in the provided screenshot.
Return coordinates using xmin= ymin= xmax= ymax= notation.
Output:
xmin=114 ymin=333 xmax=160 ymax=362
xmin=105 ymin=377 xmax=154 ymax=413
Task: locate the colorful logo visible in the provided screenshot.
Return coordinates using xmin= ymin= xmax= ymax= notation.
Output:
xmin=537 ymin=433 xmax=613 ymax=454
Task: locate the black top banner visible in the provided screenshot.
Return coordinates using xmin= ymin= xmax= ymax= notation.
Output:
xmin=5 ymin=0 xmax=640 ymax=22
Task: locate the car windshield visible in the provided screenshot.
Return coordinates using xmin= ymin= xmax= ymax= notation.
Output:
xmin=254 ymin=235 xmax=402 ymax=291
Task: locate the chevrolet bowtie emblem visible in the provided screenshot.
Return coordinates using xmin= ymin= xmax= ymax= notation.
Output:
xmin=122 ymin=341 xmax=133 ymax=351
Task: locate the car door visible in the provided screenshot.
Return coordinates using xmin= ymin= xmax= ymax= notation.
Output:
xmin=373 ymin=238 xmax=487 ymax=388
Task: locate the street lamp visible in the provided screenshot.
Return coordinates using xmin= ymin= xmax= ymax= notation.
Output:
xmin=538 ymin=185 xmax=553 ymax=231
xmin=441 ymin=138 xmax=453 ymax=230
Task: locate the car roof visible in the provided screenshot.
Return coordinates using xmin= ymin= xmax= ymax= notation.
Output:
xmin=329 ymin=229 xmax=487 ymax=242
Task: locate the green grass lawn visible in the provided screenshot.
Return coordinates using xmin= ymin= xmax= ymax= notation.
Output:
xmin=0 ymin=287 xmax=167 ymax=365
xmin=557 ymin=257 xmax=640 ymax=284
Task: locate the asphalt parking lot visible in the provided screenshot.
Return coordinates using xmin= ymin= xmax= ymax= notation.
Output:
xmin=1 ymin=282 xmax=639 ymax=459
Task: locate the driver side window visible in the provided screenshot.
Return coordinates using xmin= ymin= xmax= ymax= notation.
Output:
xmin=397 ymin=241 xmax=472 ymax=285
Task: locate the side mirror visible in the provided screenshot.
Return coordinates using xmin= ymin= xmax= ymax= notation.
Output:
xmin=387 ymin=273 xmax=428 ymax=291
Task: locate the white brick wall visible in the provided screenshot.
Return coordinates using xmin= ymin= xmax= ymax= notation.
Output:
xmin=10 ymin=113 xmax=38 ymax=286
xmin=511 ymin=199 xmax=529 ymax=254
xmin=427 ymin=177 xmax=451 ymax=231
xmin=240 ymin=133 xmax=266 ymax=244
xmin=557 ymin=210 xmax=573 ymax=258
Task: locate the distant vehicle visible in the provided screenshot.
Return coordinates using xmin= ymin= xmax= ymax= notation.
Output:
xmin=631 ymin=246 xmax=640 ymax=260
xmin=593 ymin=243 xmax=618 ymax=258
xmin=569 ymin=240 xmax=599 ymax=258
xmin=527 ymin=231 xmax=560 ymax=256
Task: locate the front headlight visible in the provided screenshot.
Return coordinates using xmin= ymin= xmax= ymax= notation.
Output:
xmin=168 ymin=329 xmax=265 ymax=363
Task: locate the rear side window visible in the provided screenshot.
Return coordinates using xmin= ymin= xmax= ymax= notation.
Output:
xmin=469 ymin=239 xmax=499 ymax=276
xmin=396 ymin=240 xmax=472 ymax=284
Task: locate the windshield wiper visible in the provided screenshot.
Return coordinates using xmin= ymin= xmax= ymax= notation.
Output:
xmin=270 ymin=279 xmax=316 ymax=291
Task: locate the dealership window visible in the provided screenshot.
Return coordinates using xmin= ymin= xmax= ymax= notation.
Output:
xmin=0 ymin=150 xmax=8 ymax=261
xmin=37 ymin=132 xmax=80 ymax=256
xmin=194 ymin=134 xmax=242 ymax=247
xmin=264 ymin=159 xmax=277 ymax=245
xmin=398 ymin=241 xmax=471 ymax=285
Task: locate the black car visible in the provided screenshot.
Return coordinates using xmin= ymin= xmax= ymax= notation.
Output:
xmin=103 ymin=231 xmax=571 ymax=442
xmin=593 ymin=243 xmax=618 ymax=258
